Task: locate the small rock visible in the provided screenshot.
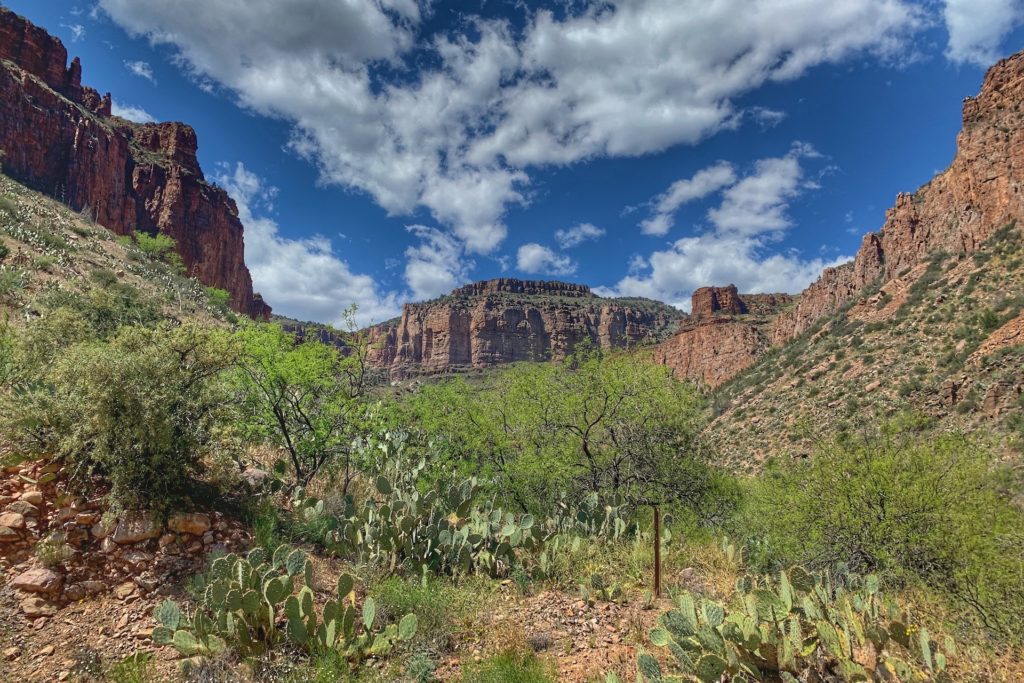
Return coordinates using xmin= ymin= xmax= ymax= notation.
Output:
xmin=3 ymin=646 xmax=19 ymax=660
xmin=202 ymin=532 xmax=215 ymax=545
xmin=38 ymin=644 xmax=55 ymax=657
xmin=168 ymin=512 xmax=211 ymax=536
xmin=121 ymin=550 xmax=153 ymax=570
xmin=80 ymin=580 xmax=105 ymax=596
xmin=13 ymin=567 xmax=64 ymax=594
xmin=63 ymin=584 xmax=86 ymax=601
xmin=74 ymin=512 xmax=99 ymax=526
xmin=91 ymin=521 xmax=111 ymax=539
xmin=112 ymin=512 xmax=161 ymax=544
xmin=0 ymin=511 xmax=24 ymax=529
xmin=115 ymin=581 xmax=136 ymax=599
xmin=158 ymin=533 xmax=176 ymax=548
xmin=19 ymin=489 xmax=43 ymax=506
xmin=6 ymin=500 xmax=38 ymax=517
xmin=20 ymin=596 xmax=58 ymax=617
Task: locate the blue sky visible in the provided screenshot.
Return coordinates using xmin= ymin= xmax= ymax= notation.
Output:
xmin=5 ymin=1 xmax=1024 ymax=325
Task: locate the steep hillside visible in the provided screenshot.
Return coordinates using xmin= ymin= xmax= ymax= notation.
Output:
xmin=368 ymin=278 xmax=684 ymax=379
xmin=0 ymin=8 xmax=269 ymax=318
xmin=0 ymin=172 xmax=232 ymax=326
xmin=657 ymin=49 xmax=1024 ymax=394
xmin=654 ymin=286 xmax=794 ymax=387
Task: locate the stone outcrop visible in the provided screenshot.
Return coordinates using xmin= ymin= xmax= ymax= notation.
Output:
xmin=771 ymin=52 xmax=1024 ymax=344
xmin=658 ymin=49 xmax=1024 ymax=384
xmin=0 ymin=8 xmax=269 ymax=317
xmin=655 ymin=287 xmax=792 ymax=387
xmin=367 ymin=279 xmax=683 ymax=379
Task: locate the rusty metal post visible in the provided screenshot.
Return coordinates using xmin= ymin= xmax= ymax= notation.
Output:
xmin=653 ymin=505 xmax=661 ymax=598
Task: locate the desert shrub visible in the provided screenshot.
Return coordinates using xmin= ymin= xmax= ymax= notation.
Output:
xmin=0 ymin=242 xmax=8 ymax=262
xmin=89 ymin=268 xmax=119 ymax=287
xmin=231 ymin=318 xmax=371 ymax=487
xmin=457 ymin=649 xmax=556 ymax=683
xmin=404 ymin=345 xmax=726 ymax=519
xmin=204 ymin=286 xmax=231 ymax=311
xmin=134 ymin=231 xmax=186 ymax=273
xmin=372 ymin=577 xmax=476 ymax=651
xmin=105 ymin=652 xmax=157 ymax=683
xmin=36 ymin=283 xmax=160 ymax=338
xmin=0 ymin=195 xmax=16 ymax=217
xmin=739 ymin=417 xmax=1024 ymax=642
xmin=0 ymin=322 xmax=238 ymax=509
xmin=0 ymin=265 xmax=26 ymax=301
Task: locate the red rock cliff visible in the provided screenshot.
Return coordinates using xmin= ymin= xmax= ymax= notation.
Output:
xmin=655 ymin=288 xmax=792 ymax=387
xmin=657 ymin=50 xmax=1024 ymax=384
xmin=367 ymin=279 xmax=683 ymax=379
xmin=0 ymin=8 xmax=269 ymax=318
xmin=771 ymin=51 xmax=1024 ymax=344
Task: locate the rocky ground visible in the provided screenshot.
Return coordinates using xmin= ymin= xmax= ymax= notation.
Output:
xmin=0 ymin=459 xmax=250 ymax=681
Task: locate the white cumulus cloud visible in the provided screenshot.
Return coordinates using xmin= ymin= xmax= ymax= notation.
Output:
xmin=517 ymin=243 xmax=576 ymax=276
xmin=111 ymin=101 xmax=156 ymax=123
xmin=943 ymin=0 xmax=1024 ymax=66
xmin=555 ymin=222 xmax=605 ymax=249
xmin=599 ymin=143 xmax=848 ymax=309
xmin=404 ymin=225 xmax=472 ymax=301
xmin=124 ymin=59 xmax=156 ymax=83
xmin=641 ymin=162 xmax=737 ymax=236
xmin=99 ymin=0 xmax=924 ymax=260
xmin=214 ymin=162 xmax=400 ymax=326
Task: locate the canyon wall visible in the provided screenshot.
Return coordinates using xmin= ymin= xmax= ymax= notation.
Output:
xmin=657 ymin=50 xmax=1024 ymax=384
xmin=770 ymin=51 xmax=1023 ymax=344
xmin=368 ymin=279 xmax=683 ymax=379
xmin=0 ymin=8 xmax=269 ymax=317
xmin=655 ymin=288 xmax=791 ymax=387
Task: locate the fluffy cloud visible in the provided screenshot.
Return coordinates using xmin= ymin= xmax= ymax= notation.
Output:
xmin=517 ymin=243 xmax=576 ymax=276
xmin=124 ymin=59 xmax=156 ymax=83
xmin=404 ymin=225 xmax=472 ymax=300
xmin=111 ymin=101 xmax=155 ymax=123
xmin=100 ymin=0 xmax=923 ymax=258
xmin=555 ymin=222 xmax=605 ymax=249
xmin=214 ymin=162 xmax=400 ymax=326
xmin=641 ymin=162 xmax=737 ymax=236
xmin=943 ymin=0 xmax=1024 ymax=66
xmin=600 ymin=144 xmax=848 ymax=309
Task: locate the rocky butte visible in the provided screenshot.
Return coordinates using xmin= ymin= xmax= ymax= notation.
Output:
xmin=0 ymin=8 xmax=269 ymax=317
xmin=655 ymin=49 xmax=1024 ymax=387
xmin=367 ymin=279 xmax=684 ymax=379
xmin=654 ymin=286 xmax=794 ymax=388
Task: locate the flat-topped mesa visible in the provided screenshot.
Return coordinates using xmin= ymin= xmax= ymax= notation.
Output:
xmin=690 ymin=285 xmax=794 ymax=319
xmin=0 ymin=7 xmax=268 ymax=318
xmin=367 ymin=280 xmax=683 ymax=379
xmin=450 ymin=279 xmax=593 ymax=299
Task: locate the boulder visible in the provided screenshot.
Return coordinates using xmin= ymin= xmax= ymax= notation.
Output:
xmin=0 ymin=511 xmax=25 ymax=529
xmin=20 ymin=596 xmax=58 ymax=617
xmin=168 ymin=512 xmax=211 ymax=536
xmin=111 ymin=512 xmax=161 ymax=544
xmin=12 ymin=567 xmax=64 ymax=594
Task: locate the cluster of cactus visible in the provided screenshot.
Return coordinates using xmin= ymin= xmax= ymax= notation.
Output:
xmin=580 ymin=572 xmax=624 ymax=605
xmin=293 ymin=438 xmax=543 ymax=577
xmin=152 ymin=546 xmax=416 ymax=670
xmin=543 ymin=491 xmax=637 ymax=540
xmin=638 ymin=565 xmax=954 ymax=682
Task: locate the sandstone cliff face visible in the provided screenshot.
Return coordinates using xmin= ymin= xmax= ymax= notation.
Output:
xmin=368 ymin=279 xmax=682 ymax=379
xmin=655 ymin=287 xmax=792 ymax=387
xmin=658 ymin=50 xmax=1024 ymax=384
xmin=0 ymin=8 xmax=269 ymax=318
xmin=770 ymin=52 xmax=1024 ymax=345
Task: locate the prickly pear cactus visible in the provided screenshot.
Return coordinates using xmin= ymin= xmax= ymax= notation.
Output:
xmin=638 ymin=566 xmax=954 ymax=682
xmin=153 ymin=546 xmax=417 ymax=668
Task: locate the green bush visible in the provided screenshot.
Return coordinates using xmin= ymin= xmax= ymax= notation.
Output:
xmin=739 ymin=417 xmax=1024 ymax=642
xmin=0 ymin=265 xmax=26 ymax=301
xmin=204 ymin=286 xmax=231 ymax=311
xmin=0 ymin=242 xmax=8 ymax=262
xmin=134 ymin=231 xmax=186 ymax=273
xmin=457 ymin=650 xmax=556 ymax=683
xmin=372 ymin=577 xmax=475 ymax=652
xmin=637 ymin=566 xmax=953 ymax=682
xmin=0 ymin=322 xmax=237 ymax=510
